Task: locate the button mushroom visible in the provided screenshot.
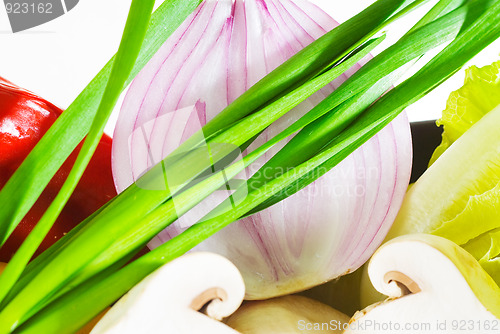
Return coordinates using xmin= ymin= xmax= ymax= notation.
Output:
xmin=346 ymin=234 xmax=500 ymax=334
xmin=225 ymin=295 xmax=350 ymax=333
xmin=91 ymin=252 xmax=245 ymax=334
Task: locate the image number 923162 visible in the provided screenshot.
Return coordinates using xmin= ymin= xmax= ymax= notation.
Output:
xmin=3 ymin=0 xmax=79 ymax=33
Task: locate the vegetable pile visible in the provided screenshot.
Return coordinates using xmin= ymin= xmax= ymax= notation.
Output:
xmin=0 ymin=0 xmax=499 ymax=333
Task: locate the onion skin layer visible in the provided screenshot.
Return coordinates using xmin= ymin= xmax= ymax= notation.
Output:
xmin=113 ymin=0 xmax=412 ymax=300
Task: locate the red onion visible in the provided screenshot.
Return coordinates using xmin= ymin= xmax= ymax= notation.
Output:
xmin=112 ymin=0 xmax=412 ymax=299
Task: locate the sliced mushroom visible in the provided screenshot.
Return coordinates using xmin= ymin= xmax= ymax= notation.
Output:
xmin=225 ymin=295 xmax=350 ymax=333
xmin=91 ymin=252 xmax=244 ymax=334
xmin=346 ymin=234 xmax=500 ymax=334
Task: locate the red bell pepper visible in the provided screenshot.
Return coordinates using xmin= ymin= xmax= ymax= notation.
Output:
xmin=0 ymin=77 xmax=117 ymax=261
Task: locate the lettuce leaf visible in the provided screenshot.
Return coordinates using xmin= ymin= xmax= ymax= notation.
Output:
xmin=429 ymin=60 xmax=500 ymax=285
xmin=433 ymin=182 xmax=500 ymax=245
xmin=463 ymin=228 xmax=500 ymax=284
xmin=429 ymin=60 xmax=500 ymax=165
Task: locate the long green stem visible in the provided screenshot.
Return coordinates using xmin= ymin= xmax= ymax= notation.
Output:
xmin=0 ymin=1 xmax=155 ymax=331
xmin=0 ymin=36 xmax=382 ymax=324
xmin=407 ymin=0 xmax=467 ymax=34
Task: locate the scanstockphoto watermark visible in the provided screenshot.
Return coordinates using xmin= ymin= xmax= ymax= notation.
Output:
xmin=2 ymin=0 xmax=79 ymax=33
xmin=297 ymin=319 xmax=500 ymax=332
xmin=298 ymin=319 xmax=351 ymax=332
xmin=248 ymin=165 xmax=373 ymax=198
xmin=347 ymin=320 xmax=433 ymax=332
xmin=246 ymin=163 xmax=379 ymax=194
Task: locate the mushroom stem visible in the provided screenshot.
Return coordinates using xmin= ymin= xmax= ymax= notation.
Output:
xmin=384 ymin=271 xmax=421 ymax=295
xmin=191 ymin=287 xmax=228 ymax=312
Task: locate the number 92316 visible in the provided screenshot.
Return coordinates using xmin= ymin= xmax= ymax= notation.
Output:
xmin=5 ymin=2 xmax=53 ymax=14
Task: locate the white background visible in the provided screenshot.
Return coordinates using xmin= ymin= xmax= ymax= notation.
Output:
xmin=0 ymin=0 xmax=499 ymax=135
